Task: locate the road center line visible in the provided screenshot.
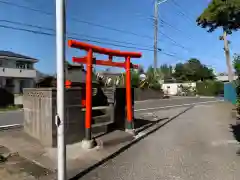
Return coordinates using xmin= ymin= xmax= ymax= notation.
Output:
xmin=134 ymin=100 xmax=223 ymax=112
xmin=135 ymin=96 xmax=199 ymax=104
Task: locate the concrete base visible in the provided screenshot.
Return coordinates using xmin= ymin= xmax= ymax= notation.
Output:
xmin=125 ymin=129 xmax=136 ymax=136
xmin=81 ymin=139 xmax=97 ymax=149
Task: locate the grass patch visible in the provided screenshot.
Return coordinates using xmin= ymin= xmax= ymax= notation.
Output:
xmin=0 ymin=105 xmax=21 ymax=112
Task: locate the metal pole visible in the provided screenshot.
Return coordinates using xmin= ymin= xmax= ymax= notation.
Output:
xmin=56 ymin=0 xmax=66 ymax=180
xmin=154 ymin=1 xmax=158 ymax=73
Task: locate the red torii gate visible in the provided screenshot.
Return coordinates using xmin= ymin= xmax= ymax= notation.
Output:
xmin=68 ymin=40 xmax=142 ymax=144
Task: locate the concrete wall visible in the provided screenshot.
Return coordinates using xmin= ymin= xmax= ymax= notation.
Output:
xmin=23 ymin=88 xmax=55 ymax=147
xmin=22 ymin=87 xmax=166 ymax=147
xmin=23 ymin=88 xmax=116 ymax=147
xmin=134 ymin=88 xmax=164 ymax=101
xmin=162 ymin=82 xmax=196 ymax=95
xmin=23 ymin=88 xmax=85 ymax=147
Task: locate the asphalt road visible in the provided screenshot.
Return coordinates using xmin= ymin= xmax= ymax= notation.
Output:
xmin=0 ymin=97 xmax=221 ymax=127
xmin=134 ymin=96 xmax=221 ymax=111
xmin=0 ymin=110 xmax=24 ymax=126
xmin=80 ymin=102 xmax=240 ymax=180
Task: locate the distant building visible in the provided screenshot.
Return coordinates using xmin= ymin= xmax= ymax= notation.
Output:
xmin=216 ymin=73 xmax=237 ymax=82
xmin=0 ymin=51 xmax=38 ymax=94
xmin=96 ymin=70 xmax=124 ymax=86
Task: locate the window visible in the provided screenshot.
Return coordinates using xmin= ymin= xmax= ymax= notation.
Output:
xmin=16 ymin=61 xmax=26 ymax=69
xmin=0 ymin=60 xmax=2 ymax=67
xmin=26 ymin=63 xmax=32 ymax=69
xmin=16 ymin=61 xmax=33 ymax=69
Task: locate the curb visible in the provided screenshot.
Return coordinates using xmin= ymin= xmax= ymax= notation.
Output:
xmin=69 ymin=105 xmax=194 ymax=180
xmin=199 ymin=96 xmax=216 ymax=98
xmin=0 ymin=124 xmax=23 ymax=131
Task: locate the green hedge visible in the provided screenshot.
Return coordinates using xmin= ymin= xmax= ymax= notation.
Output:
xmin=196 ymin=81 xmax=224 ymax=96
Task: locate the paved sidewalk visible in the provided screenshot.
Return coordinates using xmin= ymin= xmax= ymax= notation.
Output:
xmin=79 ymin=102 xmax=240 ymax=180
xmin=0 ymin=106 xmax=190 ymax=180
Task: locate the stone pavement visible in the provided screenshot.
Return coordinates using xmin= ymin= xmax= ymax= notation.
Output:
xmin=0 ymin=106 xmax=190 ymax=180
xmin=79 ymin=102 xmax=240 ymax=180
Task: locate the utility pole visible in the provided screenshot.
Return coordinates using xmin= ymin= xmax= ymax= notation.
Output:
xmin=154 ymin=0 xmax=158 ymax=73
xmin=220 ymin=30 xmax=234 ymax=82
xmin=153 ymin=0 xmax=169 ymax=74
xmin=56 ymin=0 xmax=66 ymax=180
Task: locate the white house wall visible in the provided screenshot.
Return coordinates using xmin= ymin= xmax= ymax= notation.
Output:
xmin=0 ymin=67 xmax=36 ymax=78
xmin=162 ymin=82 xmax=196 ymax=95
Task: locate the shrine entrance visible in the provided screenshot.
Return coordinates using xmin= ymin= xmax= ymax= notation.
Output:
xmin=67 ymin=40 xmax=142 ymax=147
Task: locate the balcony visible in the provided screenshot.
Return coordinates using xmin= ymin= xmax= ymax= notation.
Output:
xmin=0 ymin=67 xmax=36 ymax=78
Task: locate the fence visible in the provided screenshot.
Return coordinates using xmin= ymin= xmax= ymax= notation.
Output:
xmin=224 ymin=82 xmax=236 ymax=105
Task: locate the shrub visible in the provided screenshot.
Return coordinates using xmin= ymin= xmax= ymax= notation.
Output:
xmin=196 ymin=81 xmax=224 ymax=96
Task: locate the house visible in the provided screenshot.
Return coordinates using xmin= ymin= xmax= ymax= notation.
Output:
xmin=36 ymin=63 xmax=99 ymax=88
xmin=96 ymin=71 xmax=123 ymax=86
xmin=0 ymin=51 xmax=38 ymax=94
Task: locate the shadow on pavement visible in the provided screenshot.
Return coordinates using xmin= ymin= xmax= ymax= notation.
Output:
xmin=70 ymin=105 xmax=194 ymax=180
xmin=134 ymin=118 xmax=168 ymax=134
xmin=230 ymin=123 xmax=240 ymax=155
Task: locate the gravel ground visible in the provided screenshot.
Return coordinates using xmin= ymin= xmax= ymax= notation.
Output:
xmin=79 ymin=102 xmax=240 ymax=180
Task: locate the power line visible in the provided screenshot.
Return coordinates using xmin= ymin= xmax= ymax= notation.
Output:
xmin=172 ymin=0 xmax=196 ymax=19
xmin=158 ymin=30 xmax=190 ymax=51
xmin=170 ymin=0 xmax=195 ymax=24
xmin=0 ymin=0 xmax=153 ymax=40
xmin=0 ymin=23 xmax=151 ymax=51
xmin=0 ymin=19 xmax=154 ymax=49
xmin=160 ymin=19 xmax=193 ymax=40
xmin=0 ymin=23 xmax=182 ymax=60
xmin=0 ymin=0 xmax=190 ymax=51
xmin=160 ymin=19 xmax=183 ymax=33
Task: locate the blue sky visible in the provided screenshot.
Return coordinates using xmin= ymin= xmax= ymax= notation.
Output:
xmin=0 ymin=0 xmax=240 ymax=74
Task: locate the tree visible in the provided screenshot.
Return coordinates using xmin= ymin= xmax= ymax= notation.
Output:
xmin=117 ymin=70 xmax=140 ymax=88
xmin=145 ymin=66 xmax=162 ymax=89
xmin=159 ymin=64 xmax=173 ymax=81
xmin=173 ymin=58 xmax=215 ymax=82
xmin=173 ymin=63 xmax=187 ymax=82
xmin=131 ymin=70 xmax=140 ymax=88
xmin=197 ymin=0 xmax=240 ymax=33
xmin=184 ymin=58 xmax=203 ymax=81
xmin=233 ymin=53 xmax=240 ymax=75
xmin=233 ymin=53 xmax=240 ymax=115
xmin=196 ymin=0 xmax=240 ymax=81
